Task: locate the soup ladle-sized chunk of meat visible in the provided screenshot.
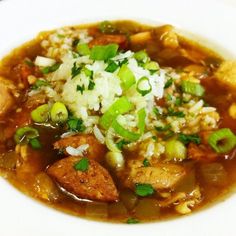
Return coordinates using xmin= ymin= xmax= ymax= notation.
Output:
xmin=0 ymin=76 xmax=16 ymax=118
xmin=47 ymin=156 xmax=118 ymax=202
xmin=125 ymin=160 xmax=186 ymax=191
xmin=53 ymin=134 xmax=107 ymax=162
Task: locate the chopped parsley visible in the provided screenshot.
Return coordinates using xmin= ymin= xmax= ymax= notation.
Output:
xmin=76 ymin=84 xmax=85 ymax=94
xmin=88 ymin=80 xmax=95 ymax=90
xmin=143 ymin=158 xmax=150 ymax=167
xmin=24 ymin=59 xmax=34 ymax=67
xmin=126 ymin=218 xmax=139 ymax=224
xmin=178 ymin=133 xmax=201 ymax=145
xmin=31 ymin=79 xmax=50 ymax=90
xmin=164 ymin=78 xmax=173 ymax=89
xmin=71 ymin=62 xmax=82 ymax=78
xmin=175 ymin=97 xmax=182 ymax=106
xmin=74 ymin=158 xmax=89 ymax=172
xmin=116 ymin=139 xmax=130 ymax=150
xmin=167 ymin=108 xmax=185 ymax=118
xmin=135 ymin=183 xmax=154 ymax=197
xmin=41 ymin=63 xmax=61 ymax=74
xmin=29 ymin=138 xmax=42 ymax=149
xmin=155 ymin=124 xmax=171 ymax=132
xmin=153 ymin=107 xmax=161 ymax=117
xmin=105 ymin=60 xmax=119 ymax=72
xmin=67 ymin=117 xmax=86 ymax=132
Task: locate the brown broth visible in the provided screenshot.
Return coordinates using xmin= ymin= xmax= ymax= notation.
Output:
xmin=0 ymin=20 xmax=236 ymax=223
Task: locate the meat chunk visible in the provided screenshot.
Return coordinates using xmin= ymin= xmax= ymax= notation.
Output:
xmin=125 ymin=160 xmax=186 ymax=191
xmin=89 ymin=34 xmax=127 ymax=49
xmin=53 ymin=134 xmax=107 ymax=162
xmin=0 ymin=77 xmax=16 ymax=118
xmin=215 ymin=60 xmax=236 ymax=89
xmin=47 ymin=156 xmax=118 ymax=202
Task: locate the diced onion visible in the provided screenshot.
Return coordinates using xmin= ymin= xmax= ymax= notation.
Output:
xmin=35 ymin=56 xmax=56 ymax=67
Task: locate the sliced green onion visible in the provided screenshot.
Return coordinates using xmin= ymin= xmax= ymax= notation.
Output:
xmin=208 ymin=128 xmax=236 ymax=153
xmin=99 ymin=97 xmax=133 ymax=130
xmin=105 ymin=128 xmax=121 ymax=153
xmin=50 ymin=102 xmax=68 ymax=123
xmin=134 ymin=50 xmax=148 ymax=62
xmin=112 ymin=119 xmax=141 ymax=141
xmin=136 ymin=76 xmax=152 ymax=96
xmin=74 ymin=158 xmax=89 ymax=172
xmin=117 ymin=64 xmax=136 ymax=91
xmin=145 ymin=61 xmax=159 ymax=74
xmin=135 ymin=183 xmax=154 ymax=197
xmin=165 ymin=139 xmax=187 ymax=161
xmin=137 ymin=108 xmax=146 ymax=134
xmin=181 ymin=80 xmax=205 ymax=97
xmin=14 ymin=126 xmax=39 ymax=144
xmin=31 ymin=79 xmax=50 ymax=90
xmin=167 ymin=108 xmax=185 ymax=118
xmin=76 ymin=43 xmax=90 ymax=56
xmin=90 ymin=44 xmax=118 ymax=61
xmin=31 ymin=104 xmax=50 ymax=123
xmin=164 ymin=78 xmax=173 ymax=89
xmin=29 ymin=138 xmax=42 ymax=149
xmin=83 ymin=67 xmax=93 ymax=78
xmin=105 ymin=60 xmax=119 ymax=73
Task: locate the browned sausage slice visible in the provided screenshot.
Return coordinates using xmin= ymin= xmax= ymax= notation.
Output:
xmin=47 ymin=156 xmax=118 ymax=202
xmin=53 ymin=134 xmax=107 ymax=162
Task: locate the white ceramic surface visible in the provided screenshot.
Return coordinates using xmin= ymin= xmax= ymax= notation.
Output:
xmin=0 ymin=0 xmax=236 ymax=235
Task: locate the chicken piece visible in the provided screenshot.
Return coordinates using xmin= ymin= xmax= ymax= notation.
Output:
xmin=47 ymin=156 xmax=118 ymax=202
xmin=53 ymin=134 xmax=107 ymax=162
xmin=125 ymin=160 xmax=186 ymax=191
xmin=215 ymin=60 xmax=236 ymax=89
xmin=0 ymin=76 xmax=16 ymax=118
xmin=89 ymin=34 xmax=127 ymax=49
xmin=187 ymin=143 xmax=218 ymax=162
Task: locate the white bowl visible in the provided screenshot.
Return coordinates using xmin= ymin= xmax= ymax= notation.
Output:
xmin=0 ymin=0 xmax=236 ymax=235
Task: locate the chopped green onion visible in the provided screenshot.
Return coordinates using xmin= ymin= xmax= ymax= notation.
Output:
xmin=208 ymin=128 xmax=236 ymax=153
xmin=166 ymin=94 xmax=172 ymax=101
xmin=29 ymin=138 xmax=42 ymax=149
xmin=71 ymin=62 xmax=82 ymax=78
xmin=134 ymin=50 xmax=148 ymax=62
xmin=145 ymin=61 xmax=159 ymax=74
xmin=50 ymin=102 xmax=68 ymax=123
xmin=178 ymin=133 xmax=201 ymax=145
xmin=14 ymin=126 xmax=39 ymax=144
xmin=112 ymin=119 xmax=141 ymax=141
xmin=99 ymin=21 xmax=117 ymax=34
xmin=143 ymin=158 xmax=150 ymax=167
xmin=105 ymin=60 xmax=119 ymax=72
xmin=31 ymin=104 xmax=50 ymax=123
xmin=153 ymin=107 xmax=161 ymax=117
xmin=181 ymin=80 xmax=205 ymax=97
xmin=72 ymin=39 xmax=80 ymax=47
xmin=116 ymin=139 xmax=130 ymax=150
xmin=135 ymin=183 xmax=154 ymax=197
xmin=164 ymin=78 xmax=173 ymax=89
xmin=99 ymin=97 xmax=133 ymax=130
xmin=83 ymin=67 xmax=93 ymax=78
xmin=118 ymin=64 xmax=136 ymax=90
xmin=67 ymin=117 xmax=85 ymax=132
xmin=90 ymin=44 xmax=118 ymax=61
xmin=137 ymin=108 xmax=146 ymax=134
xmin=74 ymin=158 xmax=89 ymax=172
xmin=126 ymin=218 xmax=139 ymax=224
xmin=165 ymin=140 xmax=187 ymax=161
xmin=31 ymin=79 xmax=50 ymax=90
xmin=175 ymin=97 xmax=182 ymax=106
xmin=24 ymin=59 xmax=34 ymax=67
xmin=76 ymin=84 xmax=85 ymax=94
xmin=41 ymin=63 xmax=60 ymax=74
xmin=136 ymin=76 xmax=152 ymax=96
xmin=76 ymin=43 xmax=90 ymax=56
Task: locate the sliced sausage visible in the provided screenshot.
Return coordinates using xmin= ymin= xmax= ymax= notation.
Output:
xmin=125 ymin=160 xmax=186 ymax=191
xmin=53 ymin=134 xmax=107 ymax=162
xmin=47 ymin=156 xmax=118 ymax=202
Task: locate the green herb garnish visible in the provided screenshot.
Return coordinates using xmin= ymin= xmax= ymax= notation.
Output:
xmin=29 ymin=138 xmax=42 ymax=149
xmin=164 ymin=78 xmax=173 ymax=89
xmin=105 ymin=60 xmax=119 ymax=72
xmin=76 ymin=84 xmax=85 ymax=94
xmin=143 ymin=158 xmax=150 ymax=167
xmin=178 ymin=133 xmax=201 ymax=145
xmin=67 ymin=118 xmax=86 ymax=132
xmin=135 ymin=183 xmax=154 ymax=197
xmin=126 ymin=218 xmax=139 ymax=224
xmin=116 ymin=139 xmax=130 ymax=150
xmin=41 ymin=63 xmax=60 ymax=74
xmin=71 ymin=62 xmax=82 ymax=78
xmin=167 ymin=108 xmax=185 ymax=118
xmin=74 ymin=158 xmax=89 ymax=172
xmin=155 ymin=124 xmax=171 ymax=132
